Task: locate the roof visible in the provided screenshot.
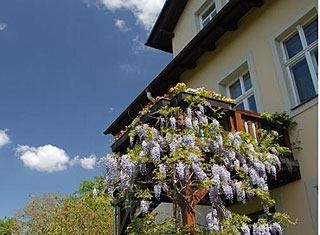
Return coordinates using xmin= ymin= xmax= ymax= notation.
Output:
xmin=104 ymin=0 xmax=264 ymax=136
xmin=145 ymin=0 xmax=189 ymax=53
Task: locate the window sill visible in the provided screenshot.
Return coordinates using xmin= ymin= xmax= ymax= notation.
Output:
xmin=290 ymin=95 xmax=318 ymax=117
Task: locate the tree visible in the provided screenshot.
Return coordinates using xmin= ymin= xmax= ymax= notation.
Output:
xmin=5 ymin=176 xmax=113 ymax=235
xmin=102 ymin=83 xmax=295 ymax=234
xmin=0 ymin=217 xmax=21 ymax=235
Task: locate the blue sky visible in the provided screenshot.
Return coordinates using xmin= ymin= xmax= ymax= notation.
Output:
xmin=0 ymin=0 xmax=171 ymax=218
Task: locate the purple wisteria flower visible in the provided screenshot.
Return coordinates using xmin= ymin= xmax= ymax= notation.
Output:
xmin=186 ymin=107 xmax=192 ymax=118
xmin=212 ymin=174 xmax=221 ymax=189
xmin=217 ymin=165 xmax=231 ymax=183
xmin=170 ymin=116 xmax=176 ymax=129
xmin=222 ymin=184 xmax=233 ymax=202
xmin=193 ymin=119 xmax=199 ymax=131
xmin=211 ymin=119 xmax=219 ymax=129
xmin=136 ymin=124 xmax=148 ymax=140
xmin=185 ymin=116 xmax=193 ymax=129
xmin=192 ymin=163 xmax=208 ymax=181
xmin=140 ymin=162 xmax=147 ymax=176
xmin=183 ymin=134 xmax=195 ymax=147
xmin=206 ymin=209 xmax=219 ymax=232
xmin=270 ymin=222 xmax=282 ymax=235
xmin=99 ymin=155 xmax=118 ymax=175
xmin=140 ymin=200 xmax=151 ymax=213
xmin=189 ymin=153 xmax=200 ymax=165
xmin=169 ymin=136 xmax=182 ymax=153
xmin=241 ymin=223 xmax=250 ymax=235
xmin=198 ymin=104 xmax=205 ymax=113
xmin=176 ymin=161 xmax=186 ymax=181
xmin=257 ymin=177 xmax=269 ymax=191
xmin=142 ymin=140 xmax=152 ymax=152
xmin=130 ymin=136 xmax=134 ymax=146
xmin=154 ymin=184 xmax=162 ymax=201
xmin=162 ymin=183 xmax=168 ymax=192
xmin=195 ymin=111 xmax=208 ymax=124
xmin=151 ymin=143 xmax=161 ymax=162
xmin=249 ymin=168 xmax=259 ymax=186
xmin=160 ymin=117 xmax=166 ymax=127
xmin=209 ymin=186 xmax=219 ymax=204
xmin=234 ymin=181 xmax=246 ymax=203
xmin=253 ymin=223 xmax=270 ymax=235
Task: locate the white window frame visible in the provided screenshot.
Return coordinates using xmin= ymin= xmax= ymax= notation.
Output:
xmin=193 ymin=0 xmax=229 ymax=33
xmin=199 ymin=2 xmax=217 ymax=29
xmin=226 ymin=71 xmax=257 ymax=112
xmin=280 ymin=17 xmax=318 ymax=106
xmin=269 ymin=4 xmax=318 ymax=117
xmin=216 ymin=54 xmax=263 ymax=113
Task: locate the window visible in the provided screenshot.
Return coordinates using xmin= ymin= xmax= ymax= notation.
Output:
xmin=227 ymin=72 xmax=258 ymax=112
xmin=199 ymin=2 xmax=217 ymax=29
xmin=194 ymin=0 xmax=230 ymax=32
xmin=282 ymin=17 xmax=318 ymax=105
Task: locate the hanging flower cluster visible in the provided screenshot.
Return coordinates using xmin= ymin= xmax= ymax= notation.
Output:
xmin=103 ymin=91 xmax=295 ymax=234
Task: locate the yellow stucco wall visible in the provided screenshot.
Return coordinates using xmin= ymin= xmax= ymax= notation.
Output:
xmin=171 ymin=0 xmax=318 ymax=234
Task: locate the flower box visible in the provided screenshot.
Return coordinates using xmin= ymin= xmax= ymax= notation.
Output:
xmin=171 ymin=92 xmax=236 ymax=111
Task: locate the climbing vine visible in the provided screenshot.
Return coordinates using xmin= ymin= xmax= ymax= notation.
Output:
xmin=101 ymin=84 xmax=295 ymax=234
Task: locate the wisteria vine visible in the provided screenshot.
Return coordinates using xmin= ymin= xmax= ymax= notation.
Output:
xmin=101 ymin=85 xmax=295 ymax=235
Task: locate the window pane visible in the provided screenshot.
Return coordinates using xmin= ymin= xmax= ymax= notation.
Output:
xmin=237 ymin=102 xmax=244 ymax=110
xmin=243 ymin=72 xmax=252 ymax=91
xmin=201 ymin=4 xmax=216 ymax=27
xmin=304 ymin=18 xmax=318 ymax=45
xmin=229 ymin=80 xmax=242 ymax=98
xmin=290 ymin=58 xmax=316 ymax=103
xmin=248 ymin=95 xmax=257 ymax=112
xmin=284 ymin=33 xmax=303 ymax=59
xmin=202 ymin=4 xmax=215 ymax=20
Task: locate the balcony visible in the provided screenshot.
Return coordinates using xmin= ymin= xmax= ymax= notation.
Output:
xmin=110 ymin=92 xmax=301 ymax=234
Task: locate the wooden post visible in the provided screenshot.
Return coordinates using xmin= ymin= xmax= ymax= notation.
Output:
xmin=235 ymin=111 xmax=244 ymax=131
xmin=180 ymin=183 xmax=209 ymax=228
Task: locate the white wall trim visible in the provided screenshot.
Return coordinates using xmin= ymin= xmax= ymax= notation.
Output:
xmin=215 ymin=53 xmax=264 ymax=113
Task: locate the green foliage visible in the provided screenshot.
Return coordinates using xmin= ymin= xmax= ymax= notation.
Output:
xmin=3 ymin=177 xmax=113 ymax=235
xmin=260 ymin=112 xmax=297 ymax=130
xmin=0 ymin=217 xmax=21 ymax=235
xmin=126 ymin=214 xmax=176 ymax=235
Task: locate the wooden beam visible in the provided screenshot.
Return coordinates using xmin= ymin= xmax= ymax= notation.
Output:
xmin=192 ymin=188 xmax=209 ymax=207
xmin=246 ymin=0 xmax=264 ymax=8
xmin=221 ymin=20 xmax=238 ymax=31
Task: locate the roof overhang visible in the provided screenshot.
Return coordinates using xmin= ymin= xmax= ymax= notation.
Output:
xmin=104 ymin=0 xmax=264 ymax=136
xmin=145 ymin=0 xmax=189 ymax=53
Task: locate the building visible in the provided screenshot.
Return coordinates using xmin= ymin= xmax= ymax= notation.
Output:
xmin=105 ymin=0 xmax=318 ymax=234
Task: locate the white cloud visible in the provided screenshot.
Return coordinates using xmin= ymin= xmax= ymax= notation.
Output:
xmin=115 ymin=19 xmax=130 ymax=32
xmin=88 ymin=0 xmax=165 ymax=30
xmin=16 ymin=144 xmax=98 ymax=172
xmin=79 ymin=154 xmax=97 ymax=169
xmin=132 ymin=35 xmax=153 ymax=54
xmin=70 ymin=154 xmax=97 ymax=169
xmin=0 ymin=23 xmax=7 ymax=31
xmin=120 ymin=63 xmax=140 ymax=73
xmin=0 ymin=129 xmax=10 ymax=148
xmin=16 ymin=145 xmax=70 ymax=172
